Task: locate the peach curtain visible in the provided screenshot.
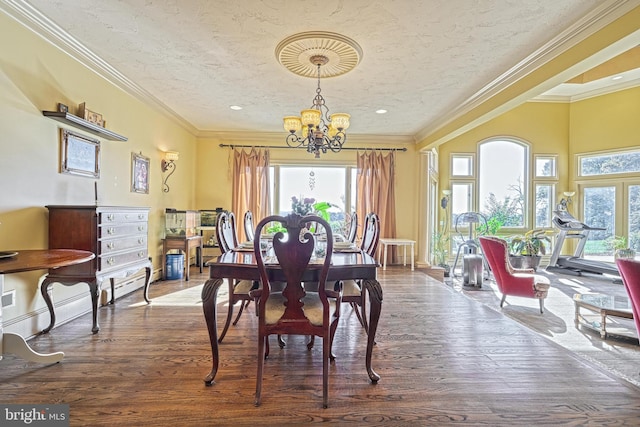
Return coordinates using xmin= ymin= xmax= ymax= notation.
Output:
xmin=356 ymin=150 xmax=396 ymax=263
xmin=231 ymin=148 xmax=270 ymax=241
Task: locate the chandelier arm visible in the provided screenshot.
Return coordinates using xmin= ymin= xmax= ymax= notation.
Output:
xmin=285 ymin=133 xmax=305 ymax=148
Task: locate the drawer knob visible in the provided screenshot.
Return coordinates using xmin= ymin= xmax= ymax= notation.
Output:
xmin=138 ymin=238 xmax=144 ymax=244
xmin=138 ymin=251 xmax=145 ymax=258
xmin=108 ymin=227 xmax=116 ymax=235
xmin=107 ymin=257 xmax=115 ymax=265
xmin=107 ymin=242 xmax=115 ymax=250
xmin=138 ymin=214 xmax=144 ymax=219
xmin=107 ymin=214 xmax=115 ymax=221
xmin=138 ymin=226 xmax=144 ymax=232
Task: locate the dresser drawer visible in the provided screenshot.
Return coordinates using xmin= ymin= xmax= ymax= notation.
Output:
xmin=100 ymin=211 xmax=148 ymax=224
xmin=99 ymin=223 xmax=148 ymax=238
xmin=100 ymin=235 xmax=147 ymax=254
xmin=99 ymin=248 xmax=149 ymax=272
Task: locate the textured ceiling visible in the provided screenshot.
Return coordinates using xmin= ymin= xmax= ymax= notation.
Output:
xmin=5 ymin=0 xmax=640 ymax=142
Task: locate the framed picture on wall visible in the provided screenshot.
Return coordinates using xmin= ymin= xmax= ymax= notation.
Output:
xmin=131 ymin=152 xmax=150 ymax=194
xmin=60 ymin=129 xmax=100 ymax=178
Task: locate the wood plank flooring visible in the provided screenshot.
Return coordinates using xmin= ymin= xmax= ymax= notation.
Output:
xmin=1 ymin=267 xmax=639 ymax=426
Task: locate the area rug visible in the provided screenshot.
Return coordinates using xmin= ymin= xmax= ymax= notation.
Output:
xmin=445 ymin=269 xmax=640 ymax=388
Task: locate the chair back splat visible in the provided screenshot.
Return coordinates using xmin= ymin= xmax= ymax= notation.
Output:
xmin=252 ymin=213 xmax=340 ymax=408
xmin=615 ymin=258 xmax=640 ymax=337
xmin=347 ymin=211 xmax=358 ymax=243
xmin=216 ymin=211 xmax=239 ymax=253
xmin=244 ymin=210 xmax=255 ymax=242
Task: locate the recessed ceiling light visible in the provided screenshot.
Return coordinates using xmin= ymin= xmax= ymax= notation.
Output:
xmin=611 ymin=75 xmax=623 ymax=81
xmin=230 ymin=105 xmax=243 ymax=110
xmin=375 ymin=109 xmax=387 ymax=114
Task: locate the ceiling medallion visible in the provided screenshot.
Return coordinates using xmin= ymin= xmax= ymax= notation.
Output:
xmin=277 ymin=32 xmax=362 ymax=158
xmin=275 ymin=31 xmax=363 ymax=78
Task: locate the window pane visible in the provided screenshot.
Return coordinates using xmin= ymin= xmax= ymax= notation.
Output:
xmin=580 ymin=151 xmax=640 ymax=176
xmin=451 ymin=183 xmax=471 ymax=226
xmin=535 ymin=184 xmax=553 ymax=228
xmin=452 ymin=155 xmax=472 ymax=176
xmin=535 ymin=157 xmax=556 ymax=177
xmin=630 ymin=185 xmax=640 ymax=252
xmin=583 ymin=186 xmax=615 ymax=257
xmin=479 ymin=140 xmax=526 ymax=227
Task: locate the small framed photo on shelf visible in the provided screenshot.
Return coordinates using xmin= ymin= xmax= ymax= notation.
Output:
xmin=131 ymin=152 xmax=150 ymax=194
xmin=57 ymin=103 xmax=69 ymax=113
xmin=78 ymin=102 xmax=105 ymax=127
xmin=60 ymin=129 xmax=100 ymax=178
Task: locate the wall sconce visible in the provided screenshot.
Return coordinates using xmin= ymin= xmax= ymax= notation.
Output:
xmin=161 ymin=151 xmax=179 ymax=193
xmin=558 ymin=191 xmax=575 ymax=211
xmin=441 ymin=189 xmax=451 ymax=209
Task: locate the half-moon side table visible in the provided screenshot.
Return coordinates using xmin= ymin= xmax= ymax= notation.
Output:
xmin=0 ymin=249 xmax=94 ymax=364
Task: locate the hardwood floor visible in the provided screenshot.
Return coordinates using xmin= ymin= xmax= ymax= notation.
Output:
xmin=1 ymin=267 xmax=639 ymax=426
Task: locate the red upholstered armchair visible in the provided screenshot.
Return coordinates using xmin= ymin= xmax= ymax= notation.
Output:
xmin=479 ymin=236 xmax=550 ymax=313
xmin=615 ymin=258 xmax=640 ymax=338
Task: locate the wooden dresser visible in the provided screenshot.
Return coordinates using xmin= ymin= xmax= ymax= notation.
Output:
xmin=43 ymin=205 xmax=152 ymax=333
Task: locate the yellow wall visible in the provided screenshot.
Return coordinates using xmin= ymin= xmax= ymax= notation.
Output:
xmin=0 ymin=13 xmax=196 ymax=325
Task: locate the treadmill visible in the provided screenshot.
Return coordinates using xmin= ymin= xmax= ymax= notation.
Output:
xmin=546 ymin=206 xmax=619 ymax=277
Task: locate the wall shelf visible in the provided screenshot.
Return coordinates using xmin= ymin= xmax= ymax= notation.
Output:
xmin=42 ymin=111 xmax=128 ymax=141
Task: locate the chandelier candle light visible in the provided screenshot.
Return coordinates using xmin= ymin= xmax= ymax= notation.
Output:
xmin=283 ymin=55 xmax=350 ymax=158
xmin=277 ymin=31 xmax=362 ymax=158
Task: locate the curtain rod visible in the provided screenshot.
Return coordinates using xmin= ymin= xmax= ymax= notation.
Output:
xmin=218 ymin=143 xmax=407 ymax=152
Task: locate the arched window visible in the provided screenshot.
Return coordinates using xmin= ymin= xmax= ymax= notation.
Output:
xmin=478 ymin=138 xmax=529 ymax=229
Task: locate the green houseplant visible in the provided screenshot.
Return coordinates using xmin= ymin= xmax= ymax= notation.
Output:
xmin=607 ymin=235 xmax=636 ymax=260
xmin=508 ymin=229 xmax=554 ymax=271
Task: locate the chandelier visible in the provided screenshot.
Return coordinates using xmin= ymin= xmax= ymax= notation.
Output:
xmin=277 ymin=31 xmax=362 ymax=158
xmin=283 ymin=55 xmax=350 ymax=158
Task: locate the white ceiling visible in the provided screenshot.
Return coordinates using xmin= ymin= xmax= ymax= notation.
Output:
xmin=3 ymin=0 xmax=640 ymax=143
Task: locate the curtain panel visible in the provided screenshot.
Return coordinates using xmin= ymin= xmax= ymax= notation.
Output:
xmin=356 ymin=150 xmax=397 ymax=263
xmin=231 ymin=148 xmax=270 ymax=242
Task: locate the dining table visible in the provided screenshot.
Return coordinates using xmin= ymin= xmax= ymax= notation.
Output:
xmin=201 ymin=246 xmax=382 ymax=385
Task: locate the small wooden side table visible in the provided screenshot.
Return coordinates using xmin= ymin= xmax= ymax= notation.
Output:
xmin=0 ymin=249 xmax=94 ymax=363
xmin=378 ymin=238 xmax=415 ymax=271
xmin=162 ymin=236 xmax=203 ymax=281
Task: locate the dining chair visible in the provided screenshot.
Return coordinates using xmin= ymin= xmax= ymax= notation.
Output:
xmin=614 ymin=258 xmax=640 ymax=339
xmin=215 ymin=211 xmax=256 ymax=342
xmin=478 ymin=236 xmax=550 ymax=313
xmin=346 ymin=211 xmax=358 ymax=243
xmin=244 ymin=210 xmax=255 ymax=242
xmin=251 ymin=213 xmax=341 ymax=408
xmin=341 ymin=212 xmax=380 ymax=330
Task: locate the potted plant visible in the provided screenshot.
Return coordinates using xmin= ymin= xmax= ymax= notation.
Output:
xmin=607 ymin=235 xmax=636 ymax=260
xmin=432 ymin=230 xmax=451 ymax=276
xmin=508 ymin=229 xmax=554 ymax=271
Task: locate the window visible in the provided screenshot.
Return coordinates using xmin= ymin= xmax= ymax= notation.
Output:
xmin=628 ymin=185 xmax=640 ymax=252
xmin=535 ymin=155 xmax=557 ymax=178
xmin=579 ymin=149 xmax=640 ymax=176
xmin=478 ymin=139 xmax=528 ymax=228
xmin=534 ymin=183 xmax=554 ymax=228
xmin=451 ymin=154 xmax=474 ymax=177
xmin=582 ymin=186 xmax=615 ymax=257
xmin=269 ymin=165 xmax=355 ymax=232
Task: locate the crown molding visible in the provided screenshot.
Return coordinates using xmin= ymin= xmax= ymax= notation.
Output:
xmin=414 ymin=0 xmax=639 ymax=143
xmin=531 ymin=76 xmax=640 ymax=103
xmin=0 ymin=0 xmax=199 ymax=135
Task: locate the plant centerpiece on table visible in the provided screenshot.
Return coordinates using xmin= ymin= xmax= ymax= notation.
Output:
xmin=508 ymin=229 xmax=554 ymax=271
xmin=291 ymin=196 xmax=316 ymax=216
xmin=607 ymin=235 xmax=636 ymax=260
